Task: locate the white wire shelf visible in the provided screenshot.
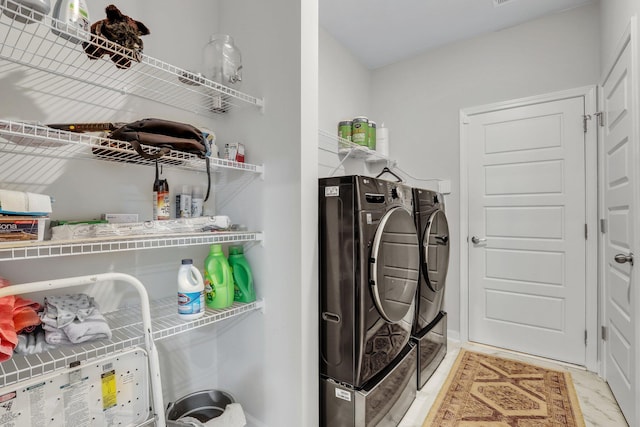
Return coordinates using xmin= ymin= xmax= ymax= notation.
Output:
xmin=0 ymin=230 xmax=264 ymax=261
xmin=318 ymin=129 xmax=390 ymax=163
xmin=0 ymin=119 xmax=264 ymax=174
xmin=0 ymin=297 xmax=263 ymax=388
xmin=0 ymin=0 xmax=264 ymax=116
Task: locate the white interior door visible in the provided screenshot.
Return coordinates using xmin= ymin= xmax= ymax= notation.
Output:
xmin=600 ymin=25 xmax=637 ymax=427
xmin=467 ymin=96 xmax=587 ymax=365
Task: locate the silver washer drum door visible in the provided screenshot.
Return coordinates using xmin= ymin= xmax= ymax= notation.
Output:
xmin=370 ymin=206 xmax=420 ymax=323
xmin=424 ymin=210 xmax=450 ymax=293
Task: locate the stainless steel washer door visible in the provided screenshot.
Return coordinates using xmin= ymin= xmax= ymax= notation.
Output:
xmin=370 ymin=206 xmax=419 ymax=323
xmin=424 ymin=209 xmax=450 ymax=293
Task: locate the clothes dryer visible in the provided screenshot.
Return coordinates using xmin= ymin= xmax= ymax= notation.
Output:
xmin=411 ymin=188 xmax=449 ymax=390
xmin=319 ymin=175 xmax=419 ymax=427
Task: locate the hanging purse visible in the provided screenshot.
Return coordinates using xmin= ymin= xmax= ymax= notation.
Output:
xmin=47 ymin=118 xmax=212 ymax=201
xmin=107 ymin=118 xmax=208 ymax=159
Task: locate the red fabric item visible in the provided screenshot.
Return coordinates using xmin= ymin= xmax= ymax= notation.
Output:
xmin=0 ymin=277 xmax=42 ymax=361
xmin=13 ymin=296 xmax=41 ymax=333
xmin=0 ymin=293 xmax=17 ymax=362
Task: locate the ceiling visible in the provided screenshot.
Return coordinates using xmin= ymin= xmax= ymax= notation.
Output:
xmin=320 ymin=0 xmax=596 ymax=70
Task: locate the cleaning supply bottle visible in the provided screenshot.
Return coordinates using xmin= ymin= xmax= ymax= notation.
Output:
xmin=176 ymin=185 xmax=191 ymax=218
xmin=191 ymin=185 xmax=204 ymax=217
xmin=177 ymin=259 xmax=205 ymax=320
xmin=203 ymin=244 xmax=234 ymax=309
xmin=153 ymin=162 xmax=170 ymax=220
xmin=228 ymin=245 xmax=256 ymax=303
xmin=51 ymin=0 xmax=90 ymax=43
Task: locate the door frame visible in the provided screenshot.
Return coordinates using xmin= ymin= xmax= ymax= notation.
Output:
xmin=459 ymin=86 xmax=598 ymax=372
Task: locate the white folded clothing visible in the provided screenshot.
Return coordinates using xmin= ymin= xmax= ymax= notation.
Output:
xmin=41 ymin=293 xmax=97 ymax=328
xmin=15 ymin=331 xmax=56 ymax=355
xmin=42 ymin=309 xmax=112 ymax=345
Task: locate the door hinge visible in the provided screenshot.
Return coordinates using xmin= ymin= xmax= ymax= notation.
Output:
xmin=584 ymin=330 xmax=587 ymax=345
xmin=582 ymin=115 xmax=590 ymax=133
xmin=601 ymin=326 xmax=607 ymax=341
xmin=594 ymin=111 xmax=604 ymax=127
xmin=600 ymin=218 xmax=607 ymax=234
xmin=584 ymin=224 xmax=588 ymax=239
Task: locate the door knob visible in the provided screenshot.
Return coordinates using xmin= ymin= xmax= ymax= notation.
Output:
xmin=614 ymin=253 xmax=634 ymax=265
xmin=471 ymin=236 xmax=486 ymax=244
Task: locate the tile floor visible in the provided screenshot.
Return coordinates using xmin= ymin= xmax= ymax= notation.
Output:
xmin=398 ymin=341 xmax=629 ymax=427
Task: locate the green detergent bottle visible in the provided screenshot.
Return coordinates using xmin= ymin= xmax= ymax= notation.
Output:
xmin=228 ymin=245 xmax=256 ymax=303
xmin=204 ymin=244 xmax=234 ymax=309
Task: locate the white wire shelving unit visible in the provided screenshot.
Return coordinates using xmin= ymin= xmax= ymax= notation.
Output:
xmin=0 ymin=230 xmax=263 ymax=261
xmin=318 ymin=129 xmax=395 ymax=177
xmin=0 ymin=119 xmax=265 ymax=174
xmin=0 ymin=0 xmax=264 ymax=116
xmin=0 ymin=273 xmax=264 ymax=427
xmin=318 ymin=129 xmax=391 ymax=164
xmin=318 ymin=128 xmax=450 ymax=190
xmin=0 ymin=295 xmax=263 ymax=389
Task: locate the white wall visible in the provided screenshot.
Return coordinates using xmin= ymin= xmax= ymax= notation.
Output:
xmin=319 ymin=3 xmax=601 ymax=338
xmin=600 ymin=0 xmax=640 ymax=71
xmin=371 ymin=3 xmax=600 ymax=338
xmin=318 ymin=28 xmax=374 ymax=178
xmin=318 ymin=28 xmax=370 ymax=132
xmin=209 ymin=0 xmax=318 ymax=425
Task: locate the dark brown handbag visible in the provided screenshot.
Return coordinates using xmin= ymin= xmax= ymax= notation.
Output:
xmin=108 ymin=118 xmax=207 ymax=160
xmin=47 ymin=118 xmax=212 ymax=201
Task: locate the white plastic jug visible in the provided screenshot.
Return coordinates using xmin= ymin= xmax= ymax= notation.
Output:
xmin=177 ymin=259 xmax=205 ymax=320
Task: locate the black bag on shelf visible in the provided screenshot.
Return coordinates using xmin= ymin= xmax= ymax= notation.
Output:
xmin=109 ymin=118 xmax=211 ymax=201
xmin=47 ymin=118 xmax=212 ymax=201
xmin=108 ymin=118 xmax=208 ymax=160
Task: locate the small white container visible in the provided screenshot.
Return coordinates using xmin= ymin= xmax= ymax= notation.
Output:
xmin=176 ymin=185 xmax=192 ymax=218
xmin=191 ymin=186 xmax=204 ymax=217
xmin=376 ymin=123 xmax=389 ymax=157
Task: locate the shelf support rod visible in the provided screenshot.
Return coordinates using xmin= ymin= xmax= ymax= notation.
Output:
xmin=329 ymin=150 xmax=354 ymax=176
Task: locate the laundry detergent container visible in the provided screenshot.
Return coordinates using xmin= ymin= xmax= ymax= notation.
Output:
xmin=166 ymin=389 xmax=234 ymax=426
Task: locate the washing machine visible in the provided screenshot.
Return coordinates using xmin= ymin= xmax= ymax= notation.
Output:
xmin=319 ymin=175 xmax=419 ymax=427
xmin=411 ymin=187 xmax=449 ymax=390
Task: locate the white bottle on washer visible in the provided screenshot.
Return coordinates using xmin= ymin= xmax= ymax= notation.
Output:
xmin=376 ymin=123 xmax=389 ymax=157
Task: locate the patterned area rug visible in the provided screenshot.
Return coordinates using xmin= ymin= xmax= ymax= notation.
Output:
xmin=423 ymin=349 xmax=585 ymax=427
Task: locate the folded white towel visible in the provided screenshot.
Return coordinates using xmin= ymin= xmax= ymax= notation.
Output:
xmin=0 ymin=189 xmax=52 ymax=214
xmin=205 ymin=403 xmax=246 ymax=427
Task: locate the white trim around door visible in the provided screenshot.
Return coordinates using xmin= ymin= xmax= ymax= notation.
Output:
xmin=460 ymin=86 xmax=598 ymax=372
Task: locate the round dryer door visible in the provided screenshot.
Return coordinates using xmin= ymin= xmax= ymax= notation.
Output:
xmin=370 ymin=206 xmax=420 ymax=323
xmin=424 ymin=209 xmax=450 ymax=292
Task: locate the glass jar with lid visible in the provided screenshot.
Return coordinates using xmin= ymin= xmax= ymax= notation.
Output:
xmin=202 ymin=34 xmax=243 ymax=86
